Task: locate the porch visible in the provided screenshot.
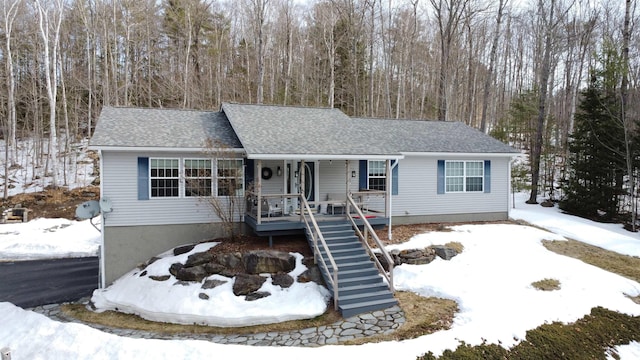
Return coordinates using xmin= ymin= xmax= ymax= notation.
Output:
xmin=243 ymin=159 xmax=395 ymax=237
xmin=244 ymin=202 xmax=389 ymax=237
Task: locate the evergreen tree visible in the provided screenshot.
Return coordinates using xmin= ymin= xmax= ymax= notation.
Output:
xmin=560 ymin=57 xmax=626 ymax=221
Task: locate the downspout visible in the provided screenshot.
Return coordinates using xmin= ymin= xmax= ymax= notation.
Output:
xmin=99 ymin=150 xmax=106 ymax=289
xmin=388 ymin=159 xmax=398 ymax=241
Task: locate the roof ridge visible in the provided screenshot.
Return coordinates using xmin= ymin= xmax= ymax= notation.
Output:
xmin=105 ymin=105 xmax=219 ymax=114
xmin=222 ymin=102 xmax=335 ymax=111
xmin=351 ymin=116 xmax=464 ymax=124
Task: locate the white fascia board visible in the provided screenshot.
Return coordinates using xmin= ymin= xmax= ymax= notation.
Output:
xmin=246 ymin=153 xmax=405 ymax=161
xmin=400 ymin=151 xmax=520 ymax=158
xmin=89 ymin=146 xmax=246 ymax=154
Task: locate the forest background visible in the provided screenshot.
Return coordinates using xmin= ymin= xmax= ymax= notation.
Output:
xmin=0 ymin=0 xmax=638 ymax=227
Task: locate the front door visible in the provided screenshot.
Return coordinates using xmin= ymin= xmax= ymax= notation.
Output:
xmin=298 ymin=161 xmax=316 ymax=202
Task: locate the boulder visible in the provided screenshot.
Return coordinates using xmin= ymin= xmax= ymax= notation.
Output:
xmin=176 ymin=265 xmax=209 ymax=282
xmin=272 ymin=273 xmax=294 ymax=288
xmin=245 ymin=291 xmax=271 ymax=301
xmin=149 ymin=275 xmax=171 ymax=282
xmin=203 ymin=262 xmax=226 ymax=275
xmin=242 ymin=250 xmax=296 ymax=274
xmin=185 ymin=251 xmax=214 ymax=267
xmin=216 ymin=252 xmax=242 ymax=269
xmin=198 ymin=293 xmax=210 ymax=300
xmin=169 ymin=263 xmax=184 ymax=277
xmin=397 ymin=248 xmax=436 ymax=265
xmin=233 ymin=274 xmax=266 ymax=296
xmin=173 ymin=244 xmax=196 ymax=256
xmin=298 ymin=265 xmax=325 ymax=285
xmin=432 ymin=245 xmax=458 ymax=260
xmin=201 ymin=279 xmax=227 ymax=289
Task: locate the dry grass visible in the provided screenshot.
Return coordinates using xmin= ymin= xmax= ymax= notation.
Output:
xmin=61 ymin=303 xmax=343 ymax=335
xmin=61 ymin=291 xmax=458 ymax=342
xmin=542 ymin=239 xmax=640 ymax=283
xmin=627 ymin=295 xmax=640 ymax=304
xmin=531 ymin=278 xmax=561 ymax=291
xmin=343 ymin=292 xmax=458 ymax=345
xmin=444 ymin=241 xmax=464 ymax=253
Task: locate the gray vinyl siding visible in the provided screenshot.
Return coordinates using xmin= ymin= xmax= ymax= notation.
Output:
xmin=101 ymin=151 xmax=243 ymax=227
xmin=318 ymin=160 xmax=359 ymax=200
xmin=258 ymin=160 xmax=286 ymax=194
xmin=392 ymin=155 xmax=509 ymax=217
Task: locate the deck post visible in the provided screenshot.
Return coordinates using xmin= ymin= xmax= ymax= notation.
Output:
xmin=345 ymin=160 xmax=350 ymax=215
xmin=257 ymin=159 xmax=262 ymax=225
xmin=299 ymin=160 xmax=305 ymax=222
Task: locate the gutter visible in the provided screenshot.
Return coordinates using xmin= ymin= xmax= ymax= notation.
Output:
xmin=247 ymin=153 xmax=404 ymax=161
xmin=88 ymin=146 xmax=245 ymax=153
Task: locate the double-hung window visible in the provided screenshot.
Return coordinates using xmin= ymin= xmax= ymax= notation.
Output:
xmin=217 ymin=159 xmax=244 ymax=196
xmin=185 ymin=159 xmax=212 ymax=197
xmin=368 ymin=160 xmax=386 ymax=191
xmin=150 ymin=158 xmax=180 ymax=197
xmin=445 ymin=161 xmax=484 ymax=192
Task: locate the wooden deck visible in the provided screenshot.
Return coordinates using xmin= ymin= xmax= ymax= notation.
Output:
xmin=244 ymin=212 xmax=388 ymax=237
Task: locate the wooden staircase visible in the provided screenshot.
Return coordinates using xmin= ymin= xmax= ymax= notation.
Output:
xmin=305 ymin=220 xmax=398 ymax=318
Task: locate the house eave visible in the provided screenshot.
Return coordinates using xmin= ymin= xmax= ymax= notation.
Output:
xmin=89 ymin=145 xmax=246 ymax=154
xmin=246 ymin=153 xmax=405 ymax=161
xmin=400 ymin=151 xmax=520 ymax=158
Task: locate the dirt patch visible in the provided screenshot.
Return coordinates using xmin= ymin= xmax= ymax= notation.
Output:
xmin=207 ymin=233 xmax=313 ymax=258
xmin=0 ymin=186 xmax=101 ymax=220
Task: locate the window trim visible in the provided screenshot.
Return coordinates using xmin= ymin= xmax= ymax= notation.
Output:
xmin=216 ymin=158 xmax=245 ymax=197
xmin=149 ymin=157 xmax=181 ymax=198
xmin=367 ymin=160 xmax=387 ymax=191
xmin=444 ymin=160 xmax=484 ymax=193
xmin=184 ymin=158 xmax=213 ymax=197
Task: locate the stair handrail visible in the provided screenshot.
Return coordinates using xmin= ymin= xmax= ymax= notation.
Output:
xmin=345 ymin=194 xmax=394 ymax=292
xmin=300 ymin=195 xmax=339 ymax=311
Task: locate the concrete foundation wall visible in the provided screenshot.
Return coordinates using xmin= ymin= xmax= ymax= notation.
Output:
xmin=103 ymin=223 xmax=247 ymax=285
xmin=391 ymin=211 xmax=508 ymax=225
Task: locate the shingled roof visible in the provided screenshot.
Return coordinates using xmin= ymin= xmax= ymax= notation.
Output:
xmin=91 ymin=104 xmax=518 ymax=158
xmin=90 ymin=107 xmax=242 ymax=150
xmin=222 ymin=103 xmax=518 ymax=159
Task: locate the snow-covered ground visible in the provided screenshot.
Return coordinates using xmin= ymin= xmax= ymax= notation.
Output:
xmin=0 ymin=138 xmax=95 ymax=197
xmin=1 ymin=193 xmax=640 ymax=359
xmin=0 ymin=217 xmax=100 ymax=260
xmin=91 ymin=242 xmax=331 ymax=327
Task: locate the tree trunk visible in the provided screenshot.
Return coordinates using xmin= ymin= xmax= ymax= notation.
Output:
xmin=527 ymin=0 xmax=555 ymax=204
xmin=480 ymin=0 xmax=506 ymax=133
xmin=621 ymin=0 xmax=635 ymax=231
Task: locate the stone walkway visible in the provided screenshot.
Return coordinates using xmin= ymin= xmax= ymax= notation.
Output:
xmin=30 ymin=300 xmax=405 ymax=347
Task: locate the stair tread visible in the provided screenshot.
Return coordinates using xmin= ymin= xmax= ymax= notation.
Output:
xmin=338 ymin=274 xmax=382 ymax=289
xmin=310 ymin=235 xmax=356 ymax=240
xmin=339 ymin=298 xmax=398 ymax=311
xmin=324 ymin=254 xmax=371 ymax=263
xmin=339 ymin=290 xmax=394 ymax=300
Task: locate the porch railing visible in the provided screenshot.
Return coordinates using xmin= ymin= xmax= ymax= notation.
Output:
xmin=245 ymin=192 xmax=300 ymax=224
xmin=300 ymin=194 xmax=339 ymax=311
xmin=345 ymin=194 xmax=394 ymax=292
xmin=350 ymin=190 xmax=387 ymax=218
